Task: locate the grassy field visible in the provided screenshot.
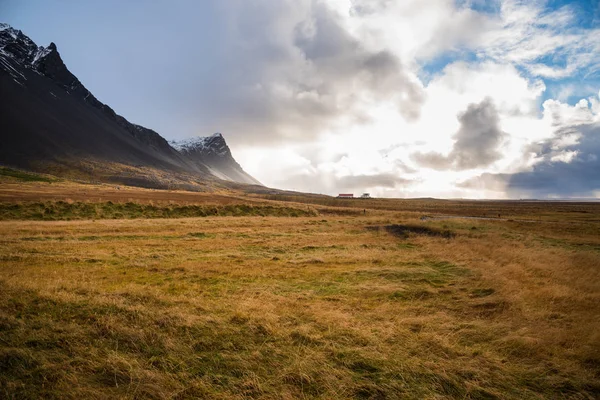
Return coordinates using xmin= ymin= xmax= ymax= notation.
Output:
xmin=259 ymin=193 xmax=600 ymax=222
xmin=0 ymin=179 xmax=599 ymax=399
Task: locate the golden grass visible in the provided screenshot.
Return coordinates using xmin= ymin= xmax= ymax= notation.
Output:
xmin=0 ymin=181 xmax=599 ymax=398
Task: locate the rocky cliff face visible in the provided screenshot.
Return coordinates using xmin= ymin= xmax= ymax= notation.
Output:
xmin=0 ymin=23 xmax=260 ymax=188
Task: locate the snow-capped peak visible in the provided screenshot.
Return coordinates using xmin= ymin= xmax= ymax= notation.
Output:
xmin=170 ymin=133 xmax=229 ymax=156
xmin=0 ymin=22 xmax=47 ymax=64
xmin=0 ymin=24 xmax=75 ymax=91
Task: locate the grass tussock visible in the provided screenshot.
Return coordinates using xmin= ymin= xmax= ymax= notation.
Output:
xmin=0 ymin=185 xmax=599 ymax=398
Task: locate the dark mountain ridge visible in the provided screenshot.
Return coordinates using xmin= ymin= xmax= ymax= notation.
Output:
xmin=0 ymin=23 xmax=260 ymax=189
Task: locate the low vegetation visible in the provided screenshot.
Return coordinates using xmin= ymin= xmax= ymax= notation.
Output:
xmin=0 ymin=181 xmax=599 ymax=398
xmin=0 ymin=201 xmax=317 ymax=220
xmin=0 ymin=167 xmax=57 ymax=183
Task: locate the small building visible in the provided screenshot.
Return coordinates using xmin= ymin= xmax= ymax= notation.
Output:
xmin=360 ymin=193 xmax=371 ymax=199
xmin=337 ymin=193 xmax=354 ymax=198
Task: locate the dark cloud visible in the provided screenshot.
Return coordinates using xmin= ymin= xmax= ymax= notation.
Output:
xmin=506 ymin=123 xmax=600 ymax=197
xmin=412 ymin=98 xmax=505 ymax=170
xmin=452 ymin=98 xmax=505 ymax=168
xmin=459 ymin=122 xmax=600 ymax=197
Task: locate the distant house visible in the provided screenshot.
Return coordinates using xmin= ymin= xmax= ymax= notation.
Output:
xmin=337 ymin=193 xmax=354 ymax=198
xmin=360 ymin=193 xmax=371 ymax=199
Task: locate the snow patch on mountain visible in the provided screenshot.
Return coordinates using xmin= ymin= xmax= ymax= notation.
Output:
xmin=32 ymin=46 xmax=53 ymax=65
xmin=170 ymin=133 xmax=228 ymax=156
xmin=0 ymin=47 xmax=27 ymax=85
xmin=0 ymin=23 xmax=17 ymax=39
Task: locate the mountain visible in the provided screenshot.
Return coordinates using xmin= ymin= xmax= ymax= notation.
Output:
xmin=0 ymin=23 xmax=260 ymax=190
xmin=171 ymin=134 xmax=261 ymax=185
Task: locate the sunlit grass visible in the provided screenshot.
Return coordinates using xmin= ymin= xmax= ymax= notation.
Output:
xmin=0 ymin=181 xmax=599 ymax=398
xmin=1 ymin=211 xmax=599 ymax=399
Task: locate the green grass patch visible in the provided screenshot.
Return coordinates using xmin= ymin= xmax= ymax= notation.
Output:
xmin=0 ymin=167 xmax=57 ymax=182
xmin=536 ymin=236 xmax=600 ymax=252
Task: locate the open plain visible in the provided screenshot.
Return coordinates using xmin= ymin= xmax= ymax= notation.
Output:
xmin=0 ymin=174 xmax=599 ymax=399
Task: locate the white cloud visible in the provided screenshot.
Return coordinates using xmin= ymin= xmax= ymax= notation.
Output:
xmin=473 ymin=1 xmax=600 ymax=79
xmin=218 ymin=0 xmax=600 ymax=197
xmin=550 ymin=150 xmax=578 ymax=163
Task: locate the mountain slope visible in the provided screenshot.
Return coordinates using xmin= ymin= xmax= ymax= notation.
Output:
xmin=0 ymin=23 xmax=259 ymax=189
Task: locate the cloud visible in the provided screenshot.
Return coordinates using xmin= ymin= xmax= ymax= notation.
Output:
xmin=347 ymin=0 xmax=496 ymax=62
xmin=275 ymin=170 xmax=416 ymax=195
xmin=505 ymin=119 xmax=600 ymax=197
xmin=459 ymin=95 xmax=600 ymax=198
xmin=411 ymin=151 xmax=453 ymax=170
xmin=457 ymin=172 xmax=509 ymax=193
xmin=471 ymin=1 xmax=600 ymax=80
xmin=412 ymin=98 xmax=506 ymax=170
xmin=291 ymin=4 xmax=425 ymax=122
xmin=337 ymin=173 xmax=413 ymax=190
xmin=452 ymin=98 xmax=505 ymax=168
xmin=182 ymin=0 xmax=425 ymax=145
xmin=507 ymin=94 xmax=600 ymax=197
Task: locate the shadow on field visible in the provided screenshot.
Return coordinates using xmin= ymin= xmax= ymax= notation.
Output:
xmin=366 ymin=224 xmax=455 ymax=239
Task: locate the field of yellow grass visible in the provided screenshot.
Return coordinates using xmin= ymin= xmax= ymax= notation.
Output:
xmin=0 ymin=178 xmax=599 ymax=399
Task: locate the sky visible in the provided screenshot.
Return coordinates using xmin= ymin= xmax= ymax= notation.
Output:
xmin=2 ymin=0 xmax=600 ymax=198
